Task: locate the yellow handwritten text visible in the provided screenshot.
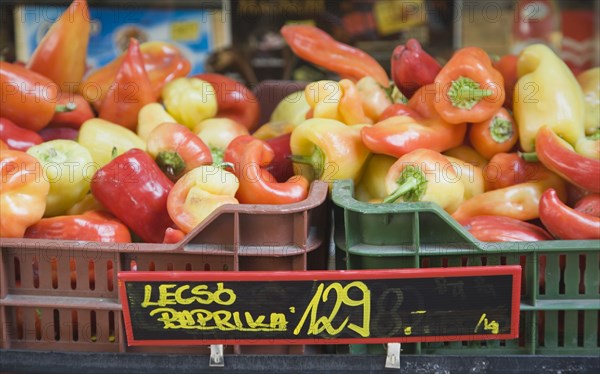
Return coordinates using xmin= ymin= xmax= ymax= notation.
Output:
xmin=141 ymin=283 xmax=236 ymax=308
xmin=474 ymin=313 xmax=499 ymax=334
xmin=149 ymin=308 xmax=287 ymax=332
xmin=294 ymin=281 xmax=370 ymax=338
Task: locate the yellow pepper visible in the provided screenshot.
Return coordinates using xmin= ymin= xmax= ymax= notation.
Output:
xmin=443 ymin=145 xmax=488 ymax=168
xmin=445 ymin=156 xmax=485 ymax=201
xmin=137 ymin=103 xmax=177 ymax=141
xmin=253 ymin=91 xmax=310 ymax=140
xmin=78 ymin=118 xmax=146 ymax=168
xmin=162 ymin=77 xmax=218 ymax=129
xmin=193 ymin=118 xmax=250 ymax=150
xmin=66 ymin=193 xmax=105 ymax=215
xmin=304 ymin=80 xmax=372 ymax=125
xmin=354 ymin=154 xmax=397 ymax=202
xmin=27 ymin=140 xmax=94 ymax=217
xmin=269 ymin=90 xmax=311 ymax=126
xmin=514 ymin=44 xmax=585 ymax=152
xmin=290 ymin=119 xmax=370 ymax=184
xmin=576 ymin=67 xmax=600 ymax=136
xmin=167 ymin=165 xmax=239 ymax=233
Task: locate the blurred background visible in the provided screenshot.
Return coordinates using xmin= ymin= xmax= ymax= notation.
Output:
xmin=1 ymin=0 xmax=598 ymax=87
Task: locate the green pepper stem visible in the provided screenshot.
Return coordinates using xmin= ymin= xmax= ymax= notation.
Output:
xmin=156 ymin=151 xmax=186 ymax=180
xmin=382 ymin=165 xmax=428 ymax=203
xmin=447 ymin=76 xmax=493 ymax=110
xmin=489 ymin=117 xmax=514 ymax=143
xmin=210 ymin=146 xmax=224 ymax=167
xmin=55 ymin=102 xmax=77 ymax=113
xmin=289 ymin=147 xmax=325 ymax=179
xmin=519 ymin=151 xmax=539 ymax=162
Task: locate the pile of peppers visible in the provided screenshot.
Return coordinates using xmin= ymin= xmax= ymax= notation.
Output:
xmin=277 ymin=24 xmax=599 ymax=242
xmin=1 ymin=4 xmax=598 ymax=244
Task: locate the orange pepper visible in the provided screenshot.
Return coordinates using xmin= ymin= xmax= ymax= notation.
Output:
xmin=434 ymin=47 xmax=505 ymax=124
xmin=82 ymin=41 xmax=191 ymax=109
xmin=26 ymin=0 xmax=90 ymax=91
xmin=361 ymin=84 xmax=467 ymax=158
xmin=281 ymin=25 xmax=389 ymax=88
xmin=1 ymin=150 xmax=50 ymax=237
xmin=469 ymin=107 xmax=518 ymax=159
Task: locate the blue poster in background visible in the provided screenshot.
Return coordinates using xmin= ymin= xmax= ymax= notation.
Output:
xmin=15 ymin=6 xmax=228 ymax=75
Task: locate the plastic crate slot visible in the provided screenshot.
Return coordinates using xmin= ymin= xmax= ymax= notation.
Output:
xmin=15 ymin=307 xmax=23 ymax=340
xmin=72 ymin=310 xmax=78 ymax=341
xmin=32 ymin=257 xmax=39 ymax=289
xmin=108 ymin=311 xmax=115 ymax=343
xmin=223 ymin=264 xmax=229 ymax=271
xmin=14 ymin=256 xmax=21 ymax=288
xmin=166 ymin=263 xmax=173 ymax=271
xmin=50 ymin=257 xmax=58 ymax=289
xmin=34 ymin=308 xmax=41 ymax=340
xmin=53 ymin=309 xmax=60 ymax=341
xmin=69 ymin=258 xmax=76 ymax=290
xmin=480 ymin=256 xmax=487 ymax=266
xmin=538 ymin=311 xmax=545 ymax=347
xmin=185 ymin=263 xmax=192 ymax=271
xmin=204 ymin=263 xmax=211 ymax=271
xmin=578 ymin=310 xmax=585 ymax=347
xmin=148 ymin=261 xmax=155 ymax=271
xmin=520 ymin=255 xmax=528 ymax=300
xmin=90 ymin=311 xmax=97 ymax=342
xmin=559 ymin=254 xmax=566 ymax=295
xmin=107 ymin=260 xmax=114 ymax=291
xmin=89 ymin=260 xmax=95 ymax=291
xmin=558 ymin=310 xmax=565 ymax=347
xmin=500 ymin=255 xmax=507 ymax=265
xmin=579 ymin=254 xmax=586 ymax=294
xmin=539 ymin=255 xmax=547 ymax=295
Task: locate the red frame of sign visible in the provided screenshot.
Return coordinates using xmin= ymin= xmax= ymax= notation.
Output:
xmin=118 ymin=266 xmax=521 ymax=346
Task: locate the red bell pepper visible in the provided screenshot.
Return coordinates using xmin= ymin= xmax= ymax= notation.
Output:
xmin=0 ymin=118 xmax=43 ymax=151
xmin=26 ymin=0 xmax=90 ymax=91
xmin=91 ymin=148 xmax=174 ymax=243
xmin=24 ymin=211 xmax=132 ymax=243
xmin=82 ymin=41 xmax=191 ymax=109
xmin=146 ymin=122 xmax=213 ymax=181
xmin=485 ymin=152 xmax=547 ymax=191
xmin=48 ymin=94 xmax=94 ymax=129
xmin=193 ymin=73 xmax=261 ymax=132
xmin=264 ymin=132 xmax=294 ymax=182
xmin=391 ymin=38 xmax=441 ymax=98
xmin=361 ymin=84 xmax=467 ymax=158
xmin=574 ymin=194 xmax=600 ymax=217
xmin=98 ymin=39 xmax=156 ymax=130
xmin=224 ymin=136 xmax=309 ymax=204
xmin=527 ymin=126 xmax=600 ymax=193
xmin=539 ymin=188 xmax=600 ymax=240
xmin=460 ymin=215 xmax=553 ymax=242
xmin=434 ymin=47 xmax=505 ymax=124
xmin=280 ymin=25 xmax=389 ymax=87
xmin=0 ymin=62 xmax=74 ymax=131
xmin=492 ymin=54 xmax=518 ymax=110
xmin=469 ymin=107 xmax=518 ymax=160
xmin=38 ymin=127 xmax=79 ymax=142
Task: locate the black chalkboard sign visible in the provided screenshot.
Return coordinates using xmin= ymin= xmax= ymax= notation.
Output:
xmin=118 ymin=267 xmax=521 ymax=346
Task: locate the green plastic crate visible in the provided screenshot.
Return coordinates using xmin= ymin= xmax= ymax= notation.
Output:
xmin=332 ymin=179 xmax=600 ymax=356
